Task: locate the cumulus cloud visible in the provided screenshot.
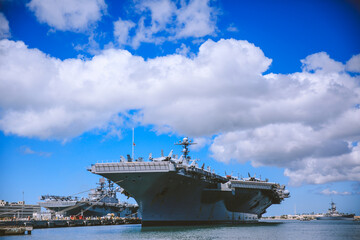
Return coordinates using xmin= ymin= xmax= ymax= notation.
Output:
xmin=27 ymin=0 xmax=107 ymax=32
xmin=114 ymin=0 xmax=217 ymax=48
xmin=284 ymin=144 xmax=360 ymax=185
xmin=320 ymin=188 xmax=352 ymax=196
xmin=301 ymin=51 xmax=345 ymax=73
xmin=346 ymin=54 xmax=360 ymax=73
xmin=211 ymin=109 xmax=360 ymax=165
xmin=136 ymin=0 xmax=176 ymax=32
xmin=0 ymin=38 xmax=359 ymax=185
xmin=175 ymin=0 xmax=217 ymax=38
xmin=209 ymin=51 xmax=360 ymax=185
xmin=0 ymin=13 xmax=10 ymax=39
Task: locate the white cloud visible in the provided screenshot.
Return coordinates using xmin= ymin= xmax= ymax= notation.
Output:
xmin=27 ymin=0 xmax=107 ymax=32
xmin=136 ymin=0 xmax=176 ymax=32
xmin=114 ymin=0 xmax=217 ymax=48
xmin=301 ymin=52 xmax=344 ymax=73
xmin=206 ymin=50 xmax=359 ymax=186
xmin=346 ymin=54 xmax=360 ymax=73
xmin=0 ymin=38 xmax=359 ymax=185
xmin=284 ymin=144 xmax=360 ymax=185
xmin=211 ymin=122 xmax=360 ymax=186
xmin=175 ymin=0 xmax=217 ymax=38
xmin=0 ymin=13 xmax=10 ymax=39
xmin=0 ymin=38 xmax=271 ymax=139
xmin=114 ymin=18 xmax=135 ymax=46
xmin=320 ymin=188 xmax=352 ymax=196
xmin=130 ymin=16 xmax=165 ymax=48
xmin=175 ymin=43 xmax=191 ymax=56
xmin=190 ymin=137 xmax=211 ymax=151
xmin=210 ymin=124 xmax=325 ymax=165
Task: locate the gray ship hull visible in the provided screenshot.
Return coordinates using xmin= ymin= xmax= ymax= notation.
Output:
xmin=99 ymin=172 xmax=258 ymax=225
xmin=91 ymin=162 xmax=286 ymax=225
xmin=316 ymin=215 xmax=354 ymax=220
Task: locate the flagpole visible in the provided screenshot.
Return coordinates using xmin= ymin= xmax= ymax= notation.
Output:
xmin=132 ymin=128 xmax=135 ymax=161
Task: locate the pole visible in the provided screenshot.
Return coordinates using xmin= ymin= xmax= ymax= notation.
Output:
xmin=132 ymin=128 xmax=135 ymax=161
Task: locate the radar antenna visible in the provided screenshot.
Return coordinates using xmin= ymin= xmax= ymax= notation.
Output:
xmin=175 ymin=137 xmax=196 ymax=160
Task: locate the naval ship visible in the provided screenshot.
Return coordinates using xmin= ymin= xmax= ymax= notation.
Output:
xmin=316 ymin=201 xmax=355 ymax=220
xmin=89 ymin=138 xmax=290 ymax=226
xmin=39 ymin=178 xmax=138 ymax=217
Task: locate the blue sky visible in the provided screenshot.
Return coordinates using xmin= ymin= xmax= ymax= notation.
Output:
xmin=0 ymin=0 xmax=360 ymax=216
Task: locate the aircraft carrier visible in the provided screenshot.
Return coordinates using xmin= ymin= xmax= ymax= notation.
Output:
xmin=39 ymin=178 xmax=138 ymax=218
xmin=89 ymin=138 xmax=290 ymax=226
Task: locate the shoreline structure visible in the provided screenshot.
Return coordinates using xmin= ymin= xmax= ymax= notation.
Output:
xmin=0 ymin=217 xmax=140 ymax=236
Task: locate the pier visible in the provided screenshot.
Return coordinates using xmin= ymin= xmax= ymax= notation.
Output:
xmin=0 ymin=218 xmax=141 ymax=235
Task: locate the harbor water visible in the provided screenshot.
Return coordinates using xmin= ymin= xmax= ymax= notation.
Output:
xmin=1 ymin=220 xmax=359 ymax=240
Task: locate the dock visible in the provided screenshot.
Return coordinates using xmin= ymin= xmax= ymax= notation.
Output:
xmin=0 ymin=218 xmax=141 ymax=235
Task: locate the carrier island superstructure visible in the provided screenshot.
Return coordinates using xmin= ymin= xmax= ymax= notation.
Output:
xmin=89 ymin=138 xmax=290 ymax=226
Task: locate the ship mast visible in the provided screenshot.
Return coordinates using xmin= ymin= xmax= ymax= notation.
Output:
xmin=175 ymin=137 xmax=196 ymax=160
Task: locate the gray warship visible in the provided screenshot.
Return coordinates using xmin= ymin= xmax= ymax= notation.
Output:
xmin=39 ymin=178 xmax=138 ymax=217
xmin=316 ymin=201 xmax=355 ymax=220
xmin=89 ymin=138 xmax=290 ymax=226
